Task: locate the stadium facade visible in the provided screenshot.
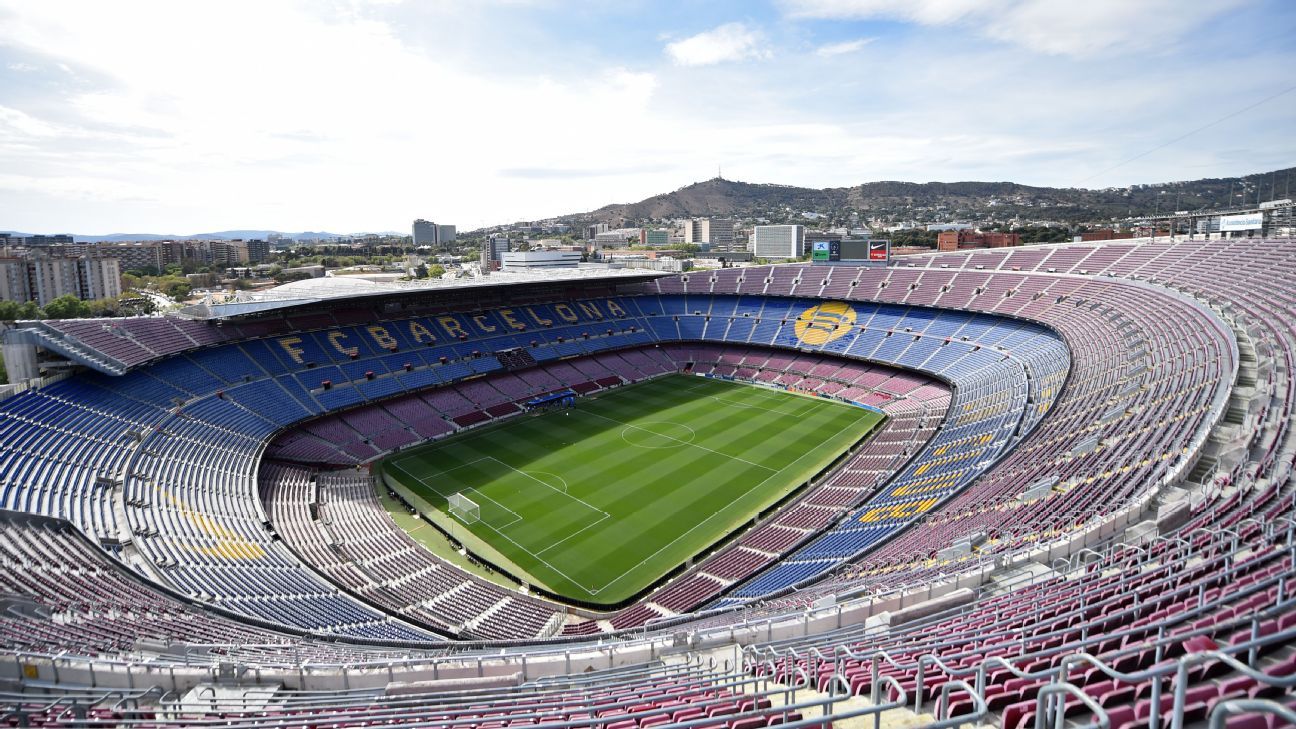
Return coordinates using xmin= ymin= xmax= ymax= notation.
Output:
xmin=0 ymin=237 xmax=1293 ymax=727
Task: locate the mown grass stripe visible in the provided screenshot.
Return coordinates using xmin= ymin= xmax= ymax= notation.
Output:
xmin=380 ymin=375 xmax=883 ymax=605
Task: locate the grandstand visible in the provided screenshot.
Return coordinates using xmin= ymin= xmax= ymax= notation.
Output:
xmin=0 ymin=237 xmax=1292 ymax=727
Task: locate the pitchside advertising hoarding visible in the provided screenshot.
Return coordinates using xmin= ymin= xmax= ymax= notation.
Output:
xmin=1219 ymin=213 xmax=1264 ymax=232
xmin=811 ymin=239 xmax=890 ymax=265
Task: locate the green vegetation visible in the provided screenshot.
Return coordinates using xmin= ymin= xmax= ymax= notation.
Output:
xmin=0 ymin=301 xmax=44 ymax=321
xmin=122 ymin=270 xmax=192 ymax=300
xmin=380 ymin=376 xmax=884 ymax=606
xmin=0 ymin=294 xmax=154 ymax=322
xmin=890 ymin=229 xmax=939 ymax=248
xmin=998 ymin=225 xmax=1074 ymax=244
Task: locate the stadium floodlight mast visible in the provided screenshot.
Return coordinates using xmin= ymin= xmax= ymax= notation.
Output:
xmin=448 ymin=492 xmax=480 ymax=525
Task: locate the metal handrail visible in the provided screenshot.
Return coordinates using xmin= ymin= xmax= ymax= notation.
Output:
xmin=1208 ymin=699 xmax=1296 ymax=729
xmin=1170 ymin=649 xmax=1296 ymax=729
xmin=934 ymin=679 xmax=988 ymax=728
xmin=748 ymin=528 xmax=1289 ymax=701
xmin=1033 ymin=682 xmax=1109 ymax=729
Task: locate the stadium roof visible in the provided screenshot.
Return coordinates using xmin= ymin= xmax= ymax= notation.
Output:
xmin=179 ymin=267 xmax=666 ymax=320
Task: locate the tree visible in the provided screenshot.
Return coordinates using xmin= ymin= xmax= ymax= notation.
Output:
xmin=274 ymin=271 xmax=313 ymax=285
xmin=156 ymin=277 xmax=191 ymax=300
xmin=427 ymin=264 xmax=446 ymax=278
xmin=43 ymin=294 xmax=90 ymax=320
xmin=0 ymin=300 xmax=44 ymax=321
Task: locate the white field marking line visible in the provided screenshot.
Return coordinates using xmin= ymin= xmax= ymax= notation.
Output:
xmin=676 ymin=379 xmax=712 ymax=392
xmin=486 ymin=457 xmax=610 ymax=518
xmin=592 ymin=406 xmax=879 ymax=595
xmin=471 ymin=507 xmax=606 ymax=596
xmin=706 ymin=390 xmax=825 ymax=420
xmin=391 ymin=456 xmax=494 ymax=490
xmin=389 ymin=459 xmax=525 ymax=527
xmin=526 ymin=470 xmax=569 ymax=494
xmin=407 ymin=457 xmax=604 ymax=595
xmin=581 ymin=410 xmax=775 ymax=471
xmin=533 ymin=512 xmax=612 ymax=558
xmin=463 ymin=486 xmax=523 ymax=529
xmin=620 ymin=422 xmax=697 ymax=450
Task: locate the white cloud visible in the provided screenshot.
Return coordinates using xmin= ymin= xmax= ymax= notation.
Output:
xmin=0 ymin=1 xmax=673 ymax=231
xmin=784 ymin=0 xmax=992 ymax=24
xmin=781 ymin=0 xmax=1245 ymax=57
xmin=664 ymin=22 xmax=770 ymax=67
xmin=0 ymin=1 xmax=1288 ymax=234
xmin=815 ymin=38 xmax=875 ymax=57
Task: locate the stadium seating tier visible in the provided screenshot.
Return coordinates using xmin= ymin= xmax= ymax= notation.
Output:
xmin=2 ymin=238 xmax=1294 ymax=729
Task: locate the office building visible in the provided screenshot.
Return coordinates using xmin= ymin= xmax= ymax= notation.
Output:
xmin=480 ymin=236 xmax=510 ymax=271
xmin=643 ymin=229 xmax=671 ymax=247
xmin=752 ymin=225 xmax=806 ymax=259
xmin=246 ymin=239 xmax=271 ymax=264
xmin=936 ymin=230 xmax=1022 ymax=251
xmin=23 ymin=234 xmax=75 ymax=246
xmin=593 ymin=229 xmax=641 ymax=248
xmin=500 ymin=251 xmax=581 ymax=271
xmin=683 ymin=218 xmax=738 ymax=252
xmin=413 ymin=219 xmax=457 ymax=250
xmin=412 ymin=219 xmax=437 ymax=247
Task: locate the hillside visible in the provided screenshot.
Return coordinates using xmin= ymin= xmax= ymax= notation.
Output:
xmin=551 ymin=166 xmax=1294 ymax=229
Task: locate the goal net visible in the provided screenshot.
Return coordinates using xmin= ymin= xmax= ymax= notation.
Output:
xmin=447 ymin=492 xmax=481 ymax=525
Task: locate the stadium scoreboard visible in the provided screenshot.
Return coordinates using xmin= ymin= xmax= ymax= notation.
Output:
xmin=811 ymin=238 xmax=889 ymax=266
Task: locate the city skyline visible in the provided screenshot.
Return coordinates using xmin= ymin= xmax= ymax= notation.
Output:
xmin=2 ymin=0 xmax=1293 ymax=234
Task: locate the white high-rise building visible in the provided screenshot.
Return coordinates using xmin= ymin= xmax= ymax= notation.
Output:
xmin=500 ymin=251 xmax=581 ymax=270
xmin=752 ymin=225 xmax=806 ymax=260
xmin=0 ymin=258 xmax=30 ymax=303
xmin=682 ymin=218 xmax=738 ymax=251
xmin=79 ymin=258 xmax=122 ymax=301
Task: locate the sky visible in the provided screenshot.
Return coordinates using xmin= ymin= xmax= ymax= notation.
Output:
xmin=1 ymin=0 xmax=1293 ymax=234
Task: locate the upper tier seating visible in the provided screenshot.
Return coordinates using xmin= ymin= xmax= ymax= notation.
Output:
xmin=0 ymin=238 xmax=1294 ymax=728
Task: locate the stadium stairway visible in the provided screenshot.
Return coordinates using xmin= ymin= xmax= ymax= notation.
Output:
xmin=5 ymin=238 xmax=1296 ymax=729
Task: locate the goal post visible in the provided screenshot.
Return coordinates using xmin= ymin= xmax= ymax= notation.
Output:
xmin=447 ymin=492 xmax=481 ymax=525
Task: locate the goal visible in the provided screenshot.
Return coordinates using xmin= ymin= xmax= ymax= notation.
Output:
xmin=447 ymin=492 xmax=481 ymax=525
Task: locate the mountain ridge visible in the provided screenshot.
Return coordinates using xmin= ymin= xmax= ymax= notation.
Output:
xmin=544 ymin=166 xmax=1295 ymax=229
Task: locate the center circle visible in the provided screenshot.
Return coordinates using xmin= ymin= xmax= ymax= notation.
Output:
xmin=620 ymin=421 xmax=697 ymax=449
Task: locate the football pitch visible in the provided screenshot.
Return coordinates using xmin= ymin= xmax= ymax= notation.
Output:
xmin=380 ymin=375 xmax=885 ymax=606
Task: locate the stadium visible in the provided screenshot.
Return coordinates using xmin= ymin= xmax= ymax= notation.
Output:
xmin=0 ymin=236 xmax=1293 ymax=728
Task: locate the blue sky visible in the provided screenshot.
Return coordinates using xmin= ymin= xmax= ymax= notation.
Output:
xmin=1 ymin=0 xmax=1293 ymax=233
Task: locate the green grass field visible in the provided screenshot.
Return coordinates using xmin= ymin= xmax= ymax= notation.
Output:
xmin=380 ymin=375 xmax=884 ymax=606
